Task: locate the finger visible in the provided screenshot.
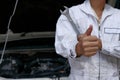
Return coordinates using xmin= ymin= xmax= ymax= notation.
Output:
xmin=82 ymin=41 xmax=99 ymax=48
xmin=77 ymin=25 xmax=93 ymax=41
xmin=84 ymin=25 xmax=93 ymax=36
xmin=77 ymin=34 xmax=85 ymax=41
xmin=83 ymin=36 xmax=98 ymax=41
xmin=83 ymin=51 xmax=97 ymax=57
xmin=84 ymin=47 xmax=99 ymax=52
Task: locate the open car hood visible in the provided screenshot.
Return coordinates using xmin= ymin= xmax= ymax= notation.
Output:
xmin=0 ymin=32 xmax=55 ymax=53
xmin=0 ymin=31 xmax=70 ymax=79
xmin=0 ymin=0 xmax=86 ymax=79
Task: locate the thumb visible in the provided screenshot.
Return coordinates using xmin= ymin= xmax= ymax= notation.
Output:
xmin=85 ymin=25 xmax=93 ymax=36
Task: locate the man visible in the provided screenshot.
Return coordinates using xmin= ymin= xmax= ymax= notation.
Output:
xmin=55 ymin=0 xmax=120 ymax=80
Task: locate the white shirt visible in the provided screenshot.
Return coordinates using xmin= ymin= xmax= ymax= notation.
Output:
xmin=55 ymin=0 xmax=120 ymax=80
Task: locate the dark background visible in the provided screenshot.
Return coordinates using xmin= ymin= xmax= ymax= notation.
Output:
xmin=0 ymin=0 xmax=84 ymax=34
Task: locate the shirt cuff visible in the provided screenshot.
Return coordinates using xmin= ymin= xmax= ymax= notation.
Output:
xmin=69 ymin=35 xmax=78 ymax=58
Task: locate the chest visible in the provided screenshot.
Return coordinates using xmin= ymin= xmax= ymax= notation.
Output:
xmin=75 ymin=14 xmax=120 ymax=43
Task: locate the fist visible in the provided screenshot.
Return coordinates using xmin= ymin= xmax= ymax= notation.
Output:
xmin=76 ymin=25 xmax=102 ymax=57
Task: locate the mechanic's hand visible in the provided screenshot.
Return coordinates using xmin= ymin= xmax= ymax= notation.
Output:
xmin=76 ymin=25 xmax=102 ymax=57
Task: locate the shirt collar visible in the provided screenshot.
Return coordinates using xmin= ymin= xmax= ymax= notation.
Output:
xmin=79 ymin=0 xmax=115 ymax=18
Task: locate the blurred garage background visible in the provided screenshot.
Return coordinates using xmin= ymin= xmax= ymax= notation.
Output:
xmin=0 ymin=0 xmax=119 ymax=80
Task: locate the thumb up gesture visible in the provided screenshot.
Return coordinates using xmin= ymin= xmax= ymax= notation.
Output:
xmin=76 ymin=25 xmax=102 ymax=57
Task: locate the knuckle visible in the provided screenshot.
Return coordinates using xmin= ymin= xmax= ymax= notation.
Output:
xmin=84 ymin=53 xmax=88 ymax=56
xmin=82 ymin=42 xmax=86 ymax=47
xmin=95 ymin=47 xmax=99 ymax=50
xmin=93 ymin=35 xmax=97 ymax=38
xmin=92 ymin=36 xmax=98 ymax=40
xmin=78 ymin=34 xmax=85 ymax=41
